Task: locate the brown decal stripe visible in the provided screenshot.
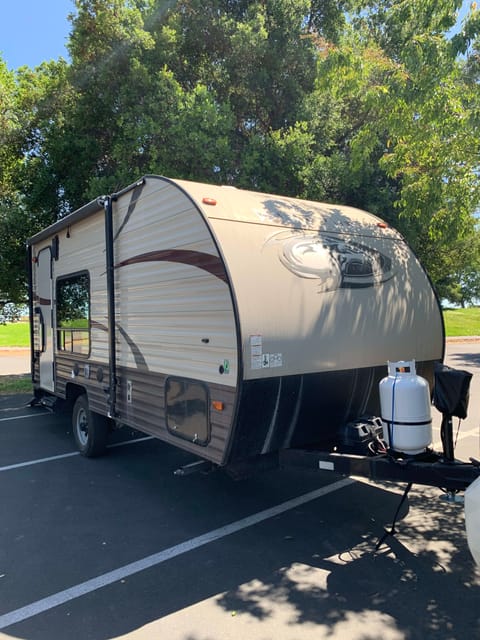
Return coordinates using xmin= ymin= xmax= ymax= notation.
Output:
xmin=91 ymin=320 xmax=149 ymax=370
xmin=113 ymin=181 xmax=145 ymax=242
xmin=90 ymin=320 xmax=108 ymax=332
xmin=33 ymin=294 xmax=51 ymax=305
xmin=116 ymin=250 xmax=228 ymax=283
xmin=116 ymin=325 xmax=149 ymax=371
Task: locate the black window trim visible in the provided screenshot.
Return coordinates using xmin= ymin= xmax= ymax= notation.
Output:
xmin=55 ymin=270 xmax=91 ymax=358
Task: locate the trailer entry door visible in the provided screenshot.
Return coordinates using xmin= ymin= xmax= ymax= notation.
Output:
xmin=36 ymin=247 xmax=54 ymax=391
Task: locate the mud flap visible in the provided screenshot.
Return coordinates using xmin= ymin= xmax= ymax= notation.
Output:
xmin=465 ymin=476 xmax=480 ymax=566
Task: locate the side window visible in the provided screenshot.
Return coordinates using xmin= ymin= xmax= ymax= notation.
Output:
xmin=165 ymin=378 xmax=210 ymax=446
xmin=56 ymin=273 xmax=90 ymax=355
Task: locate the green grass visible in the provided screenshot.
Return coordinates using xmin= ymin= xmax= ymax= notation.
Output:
xmin=443 ymin=307 xmax=480 ymax=337
xmin=0 ymin=308 xmax=478 ymax=352
xmin=0 ymin=320 xmax=30 ymax=347
xmin=0 ymin=374 xmax=32 ymax=395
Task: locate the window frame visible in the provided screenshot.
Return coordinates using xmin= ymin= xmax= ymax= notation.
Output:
xmin=55 ymin=270 xmax=91 ymax=357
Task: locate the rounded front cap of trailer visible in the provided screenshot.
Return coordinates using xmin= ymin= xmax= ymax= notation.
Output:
xmin=172 ymin=179 xmax=444 ymax=380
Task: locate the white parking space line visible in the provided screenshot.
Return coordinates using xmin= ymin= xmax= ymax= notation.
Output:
xmin=0 ymin=414 xmax=43 ymax=423
xmin=0 ymin=451 xmax=79 ymax=471
xmin=0 ymin=437 xmax=154 ymax=472
xmin=0 ymin=477 xmax=354 ymax=630
xmin=0 ymin=406 xmax=34 ymax=413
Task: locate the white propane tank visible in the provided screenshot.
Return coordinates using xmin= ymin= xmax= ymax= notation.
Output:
xmin=379 ymin=360 xmax=432 ymax=455
xmin=465 ymin=476 xmax=480 ymax=567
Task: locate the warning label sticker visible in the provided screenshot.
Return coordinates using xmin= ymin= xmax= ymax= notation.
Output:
xmin=249 ymin=335 xmax=283 ymax=370
xmin=251 ymin=355 xmax=263 ymax=370
xmin=269 ymin=353 xmax=283 ymax=368
xmin=250 ymin=335 xmax=262 ymax=348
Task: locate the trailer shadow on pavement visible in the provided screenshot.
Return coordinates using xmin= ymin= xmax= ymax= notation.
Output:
xmin=216 ymin=491 xmax=479 ymax=639
xmin=199 ymin=486 xmax=479 ymax=640
xmin=8 ymin=484 xmax=478 ymax=640
xmin=0 ymin=395 xmax=479 ymax=640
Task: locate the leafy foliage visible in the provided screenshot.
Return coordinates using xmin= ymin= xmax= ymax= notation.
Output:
xmin=0 ymin=0 xmax=479 ymax=312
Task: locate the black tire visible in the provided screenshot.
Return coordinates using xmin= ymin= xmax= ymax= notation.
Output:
xmin=72 ymin=394 xmax=109 ymax=457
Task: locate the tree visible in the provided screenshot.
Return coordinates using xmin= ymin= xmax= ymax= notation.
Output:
xmin=0 ymin=56 xmax=72 ymax=319
xmin=0 ymin=59 xmax=19 ymax=200
xmin=1 ymin=0 xmax=479 ymax=310
xmin=56 ymin=0 xmax=158 ymax=207
xmin=158 ymin=0 xmax=317 ymax=130
xmin=307 ymin=3 xmax=480 ymax=296
xmin=0 ymin=199 xmax=34 ymax=308
xmin=433 ymin=228 xmax=480 ymax=307
xmin=13 ymin=60 xmax=73 ymax=216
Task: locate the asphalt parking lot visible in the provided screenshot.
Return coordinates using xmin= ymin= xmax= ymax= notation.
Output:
xmin=0 ymin=342 xmax=479 ymax=640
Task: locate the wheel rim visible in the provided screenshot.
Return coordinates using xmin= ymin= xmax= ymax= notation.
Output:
xmin=75 ymin=406 xmax=89 ymax=447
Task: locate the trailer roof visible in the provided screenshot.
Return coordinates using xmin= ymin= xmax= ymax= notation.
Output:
xmin=27 ymin=179 xmax=144 ymax=245
xmin=172 ymin=178 xmax=401 ymax=239
xmin=28 ymin=175 xmax=401 ymax=245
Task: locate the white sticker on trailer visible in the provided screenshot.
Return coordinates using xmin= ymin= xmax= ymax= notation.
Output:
xmin=269 ymin=353 xmax=283 ymax=368
xmin=251 ymin=355 xmax=263 ymax=370
xmin=319 ymin=461 xmax=335 ymax=471
xmin=250 ymin=335 xmax=262 ymax=347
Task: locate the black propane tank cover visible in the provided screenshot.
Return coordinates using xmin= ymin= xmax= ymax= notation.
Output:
xmin=433 ymin=363 xmax=473 ymax=419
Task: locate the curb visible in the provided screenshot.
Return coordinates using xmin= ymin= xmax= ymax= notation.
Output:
xmin=0 ymin=347 xmax=30 ymax=357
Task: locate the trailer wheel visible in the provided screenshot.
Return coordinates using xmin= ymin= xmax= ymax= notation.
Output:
xmin=72 ymin=394 xmax=108 ymax=457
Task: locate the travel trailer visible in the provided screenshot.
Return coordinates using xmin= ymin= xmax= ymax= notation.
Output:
xmin=28 ymin=174 xmax=445 ymax=463
xmin=28 ymin=175 xmax=480 ymax=564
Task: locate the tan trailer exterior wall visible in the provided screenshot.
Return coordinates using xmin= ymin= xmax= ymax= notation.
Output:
xmin=113 ymin=179 xmax=238 ymax=386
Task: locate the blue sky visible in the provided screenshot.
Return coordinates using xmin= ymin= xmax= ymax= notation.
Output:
xmin=0 ymin=0 xmax=73 ymax=69
xmin=0 ymin=0 xmax=475 ymax=70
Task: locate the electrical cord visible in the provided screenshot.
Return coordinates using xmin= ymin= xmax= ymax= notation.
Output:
xmin=454 ymin=417 xmax=462 ymax=449
xmin=368 ymin=435 xmax=388 ymax=455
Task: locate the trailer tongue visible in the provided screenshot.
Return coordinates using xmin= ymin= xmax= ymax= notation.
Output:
xmin=280 ymin=361 xmax=480 ymax=566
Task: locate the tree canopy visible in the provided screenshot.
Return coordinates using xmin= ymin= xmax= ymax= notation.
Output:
xmin=1 ymin=0 xmax=479 ymax=315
